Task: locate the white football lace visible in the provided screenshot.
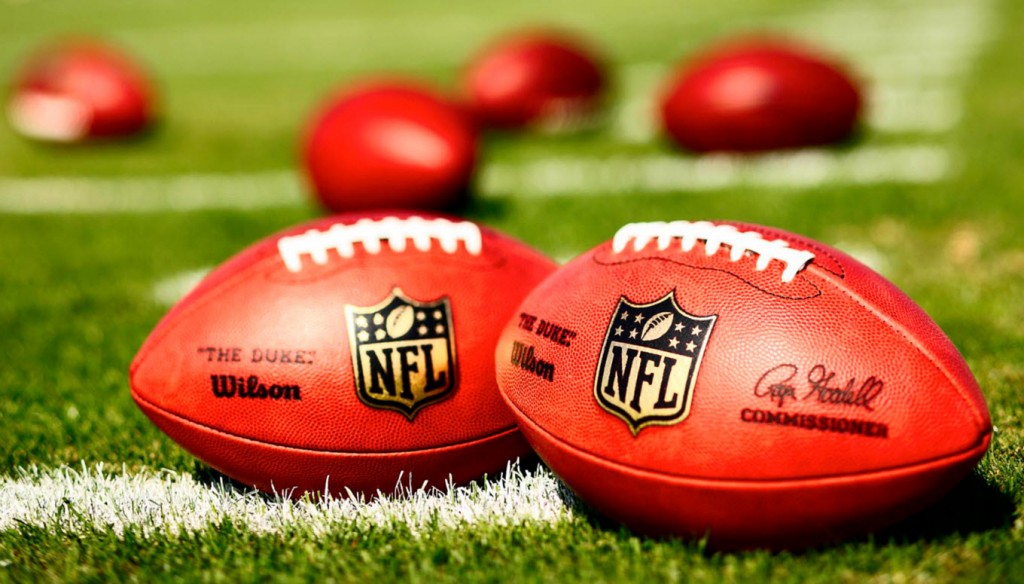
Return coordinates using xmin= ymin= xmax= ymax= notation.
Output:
xmin=611 ymin=221 xmax=815 ymax=283
xmin=277 ymin=216 xmax=483 ymax=272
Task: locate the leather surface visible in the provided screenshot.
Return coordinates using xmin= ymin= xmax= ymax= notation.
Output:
xmin=516 ymin=405 xmax=990 ymax=549
xmin=495 ymin=221 xmax=991 ymax=546
xmin=464 ymin=32 xmax=605 ymax=129
xmin=303 ymin=84 xmax=477 ymax=212
xmin=660 ymin=39 xmax=862 ymax=152
xmin=132 ymin=211 xmax=556 ymax=496
xmin=135 ymin=393 xmax=530 ymax=497
xmin=14 ymin=41 xmax=153 ymax=138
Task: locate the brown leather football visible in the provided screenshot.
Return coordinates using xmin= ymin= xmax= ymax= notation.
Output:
xmin=132 ymin=212 xmax=556 ymax=497
xmin=496 ymin=220 xmax=990 ymax=548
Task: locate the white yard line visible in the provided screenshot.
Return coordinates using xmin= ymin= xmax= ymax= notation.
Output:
xmin=152 ymin=267 xmax=212 ymax=306
xmin=481 ymin=145 xmax=951 ymax=197
xmin=0 ymin=462 xmax=573 ymax=537
xmin=0 ymin=171 xmax=303 ymax=214
xmin=0 ymin=144 xmax=951 ymax=214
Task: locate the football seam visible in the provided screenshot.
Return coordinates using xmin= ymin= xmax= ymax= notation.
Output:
xmin=275 ymin=251 xmax=510 ymax=285
xmin=767 ymin=233 xmax=846 ymax=278
xmin=817 ymin=270 xmax=991 ymax=434
xmin=593 ymin=253 xmax=824 ymax=301
xmin=721 ymin=222 xmax=848 ymax=279
xmin=131 ymin=385 xmax=522 ymax=456
xmin=506 ymin=394 xmax=990 ymax=484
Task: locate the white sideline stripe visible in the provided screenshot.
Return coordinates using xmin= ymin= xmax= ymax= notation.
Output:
xmin=0 ymin=145 xmax=951 ymax=214
xmin=480 ymin=146 xmax=951 ymax=197
xmin=0 ymin=462 xmax=573 ymax=536
xmin=152 ymin=268 xmax=211 ymax=306
xmin=0 ymin=171 xmax=304 ymax=214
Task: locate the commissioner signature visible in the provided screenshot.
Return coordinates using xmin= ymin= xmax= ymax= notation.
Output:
xmin=754 ymin=364 xmax=884 ymax=411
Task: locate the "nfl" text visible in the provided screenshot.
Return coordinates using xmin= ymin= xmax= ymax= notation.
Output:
xmin=362 ymin=343 xmax=447 ymax=399
xmin=600 ymin=345 xmax=680 ymax=412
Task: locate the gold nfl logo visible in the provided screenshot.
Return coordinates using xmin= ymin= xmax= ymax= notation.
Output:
xmin=345 ymin=288 xmax=456 ymax=419
xmin=594 ymin=292 xmax=716 ymax=435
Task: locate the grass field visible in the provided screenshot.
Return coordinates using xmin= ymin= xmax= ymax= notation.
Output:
xmin=1 ymin=0 xmax=1023 ymax=580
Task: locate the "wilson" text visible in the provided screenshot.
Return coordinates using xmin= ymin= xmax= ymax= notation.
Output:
xmin=210 ymin=374 xmax=301 ymax=400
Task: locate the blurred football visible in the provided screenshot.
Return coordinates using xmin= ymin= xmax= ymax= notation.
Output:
xmin=462 ymin=30 xmax=606 ymax=132
xmin=302 ymin=82 xmax=478 ymax=213
xmin=131 ymin=212 xmax=557 ymax=497
xmin=496 ymin=220 xmax=991 ymax=549
xmin=7 ymin=39 xmax=155 ymax=142
xmin=660 ymin=38 xmax=863 ymax=152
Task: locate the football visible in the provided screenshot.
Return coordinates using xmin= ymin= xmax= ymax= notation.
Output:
xmin=301 ymin=83 xmax=478 ymax=213
xmin=7 ymin=39 xmax=155 ymax=143
xmin=660 ymin=38 xmax=862 ymax=152
xmin=462 ymin=30 xmax=606 ymax=132
xmin=495 ymin=220 xmax=991 ymax=549
xmin=131 ymin=212 xmax=557 ymax=498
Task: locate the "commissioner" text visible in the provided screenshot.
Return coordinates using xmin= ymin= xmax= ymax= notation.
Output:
xmin=740 ymin=408 xmax=888 ymax=439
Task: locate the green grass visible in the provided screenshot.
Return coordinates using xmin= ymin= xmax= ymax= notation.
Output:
xmin=1 ymin=0 xmax=1023 ymax=580
xmin=3 ymin=517 xmax=1021 ymax=583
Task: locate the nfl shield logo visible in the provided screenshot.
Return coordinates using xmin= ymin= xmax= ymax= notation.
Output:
xmin=593 ymin=292 xmax=716 ymax=435
xmin=345 ymin=288 xmax=457 ymax=419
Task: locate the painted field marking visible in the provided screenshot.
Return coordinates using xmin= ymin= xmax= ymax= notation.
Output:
xmin=151 ymin=268 xmax=212 ymax=306
xmin=0 ymin=171 xmax=303 ymax=214
xmin=0 ymin=144 xmax=951 ymax=215
xmin=0 ymin=462 xmax=573 ymax=537
xmin=481 ymin=145 xmax=950 ymax=197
